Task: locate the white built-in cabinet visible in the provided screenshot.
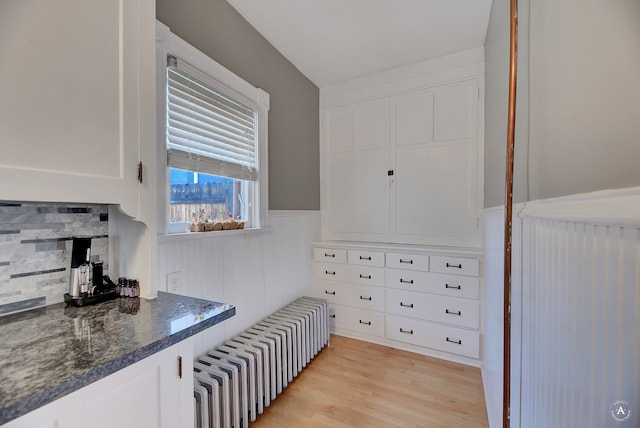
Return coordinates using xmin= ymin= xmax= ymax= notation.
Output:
xmin=321 ymin=50 xmax=484 ymax=247
xmin=312 ymin=242 xmax=482 ymax=364
xmin=1 ymin=339 xmax=194 ymax=428
xmin=0 ymin=1 xmax=157 ymax=297
xmin=0 ymin=0 xmax=156 ymax=219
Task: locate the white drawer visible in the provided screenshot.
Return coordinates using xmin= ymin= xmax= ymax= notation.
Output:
xmin=386 ymin=252 xmax=429 ymax=271
xmin=385 ymin=288 xmax=479 ymax=329
xmin=332 ymin=305 xmax=385 ymax=337
xmin=385 ymin=269 xmax=431 ymax=292
xmin=312 ymin=280 xmax=385 ymax=312
xmin=426 ymin=273 xmax=480 ymax=300
xmin=313 ymin=247 xmax=347 ymax=263
xmin=430 ymin=255 xmax=479 ymax=277
xmin=386 ymin=315 xmax=479 ymax=359
xmin=312 ymin=262 xmax=348 ymax=281
xmin=385 ymin=270 xmax=479 ymax=300
xmin=346 ymin=265 xmax=385 ymax=287
xmin=348 ymin=250 xmax=385 ymax=267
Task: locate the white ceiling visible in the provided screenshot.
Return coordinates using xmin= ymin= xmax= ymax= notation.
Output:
xmin=226 ymin=0 xmax=492 ymax=88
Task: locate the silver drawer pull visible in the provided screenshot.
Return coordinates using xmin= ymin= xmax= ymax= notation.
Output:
xmin=330 ymin=314 xmax=335 ymax=318
xmin=325 ymin=290 xmax=336 ymax=295
xmin=446 ymin=309 xmax=462 ymax=316
xmin=446 ymin=337 xmax=462 ymax=345
xmin=399 ymin=259 xmax=413 ymax=264
xmin=325 ymin=270 xmax=336 ymax=275
xmin=400 ymin=302 xmax=414 ymax=308
xmin=400 ymin=328 xmax=414 ymax=335
xmin=446 ymin=262 xmax=462 ymax=269
xmin=324 ymin=253 xmax=335 ymax=258
xmin=400 ymin=278 xmax=414 ymax=284
xmin=359 ymin=256 xmax=372 ymax=260
xmin=359 ymin=295 xmax=372 ymax=301
xmin=445 ymin=283 xmax=461 ymax=290
xmin=359 ymin=274 xmax=372 ymax=279
xmin=359 ymin=320 xmax=371 ymax=325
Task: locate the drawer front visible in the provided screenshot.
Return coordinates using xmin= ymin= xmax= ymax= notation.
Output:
xmin=346 ymin=265 xmax=385 ymax=287
xmin=385 ymin=289 xmax=479 ymax=329
xmin=386 ymin=252 xmax=429 ymax=271
xmin=312 ymin=280 xmax=385 ymax=312
xmin=348 ymin=250 xmax=385 ymax=267
xmin=333 ymin=305 xmax=385 ymax=337
xmin=311 ymin=278 xmax=342 ymax=304
xmin=313 ymin=247 xmax=347 ymax=264
xmin=426 ymin=273 xmax=480 ymax=300
xmin=386 ymin=315 xmax=479 ymax=359
xmin=386 ymin=270 xmax=479 ymax=300
xmin=313 ymin=262 xmax=348 ymax=281
xmin=385 ymin=269 xmax=431 ymax=292
xmin=430 ymin=255 xmax=480 ymax=277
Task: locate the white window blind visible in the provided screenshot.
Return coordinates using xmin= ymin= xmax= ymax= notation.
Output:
xmin=166 ymin=55 xmax=258 ymax=181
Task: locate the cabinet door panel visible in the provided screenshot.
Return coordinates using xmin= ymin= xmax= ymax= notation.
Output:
xmin=395 ymin=89 xmax=434 ymax=146
xmin=355 ymin=98 xmax=388 ymax=150
xmin=393 ymin=142 xmax=478 ymax=243
xmin=0 ymin=0 xmax=151 ymax=217
xmin=433 ymin=84 xmax=475 ymax=142
xmin=325 ymin=107 xmax=354 ymax=154
xmin=326 ymin=150 xmax=388 ymax=236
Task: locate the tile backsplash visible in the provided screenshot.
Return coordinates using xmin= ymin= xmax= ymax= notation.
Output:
xmin=0 ymin=202 xmax=109 ymax=315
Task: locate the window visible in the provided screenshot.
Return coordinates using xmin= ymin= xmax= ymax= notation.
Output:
xmin=157 ymin=23 xmax=269 ymax=233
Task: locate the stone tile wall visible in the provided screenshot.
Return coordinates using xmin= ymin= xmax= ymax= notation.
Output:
xmin=0 ymin=202 xmax=109 ymax=315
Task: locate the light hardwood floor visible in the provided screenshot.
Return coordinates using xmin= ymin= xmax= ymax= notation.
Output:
xmin=250 ymin=335 xmax=489 ymax=428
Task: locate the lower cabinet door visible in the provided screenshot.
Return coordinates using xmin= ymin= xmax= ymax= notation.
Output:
xmin=332 ymin=305 xmax=385 ymax=337
xmin=386 ymin=315 xmax=479 ymax=359
xmin=2 ymin=340 xmax=193 ymax=428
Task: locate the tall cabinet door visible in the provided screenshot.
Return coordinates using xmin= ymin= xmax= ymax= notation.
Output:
xmin=390 ymin=79 xmax=481 ymax=246
xmin=323 ymin=99 xmax=390 ymax=241
xmin=0 ymin=0 xmax=155 ymax=218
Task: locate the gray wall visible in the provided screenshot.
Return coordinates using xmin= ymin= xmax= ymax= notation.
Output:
xmin=484 ymin=0 xmax=529 ymax=207
xmin=485 ymin=0 xmax=640 ymax=206
xmin=157 ymin=0 xmax=320 ymax=211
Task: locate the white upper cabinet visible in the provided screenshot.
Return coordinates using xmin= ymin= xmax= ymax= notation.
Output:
xmin=323 ymin=99 xmax=389 ymax=239
xmin=320 ymin=49 xmax=484 ymax=247
xmin=0 ymin=0 xmax=155 ymax=219
xmin=391 ymin=80 xmax=480 ymax=245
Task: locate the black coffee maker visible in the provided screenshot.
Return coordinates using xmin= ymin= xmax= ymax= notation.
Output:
xmin=64 ymin=237 xmax=117 ymax=307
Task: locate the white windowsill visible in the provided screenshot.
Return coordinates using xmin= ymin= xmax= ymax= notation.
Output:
xmin=158 ymin=227 xmax=272 ymax=244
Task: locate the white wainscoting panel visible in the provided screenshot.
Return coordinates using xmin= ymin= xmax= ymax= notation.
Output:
xmin=157 ymin=211 xmax=321 ymax=357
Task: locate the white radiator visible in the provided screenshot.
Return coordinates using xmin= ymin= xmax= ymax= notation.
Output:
xmin=193 ymin=296 xmax=329 ymax=428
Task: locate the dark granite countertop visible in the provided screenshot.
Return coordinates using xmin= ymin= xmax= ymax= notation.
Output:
xmin=0 ymin=291 xmax=235 ymax=425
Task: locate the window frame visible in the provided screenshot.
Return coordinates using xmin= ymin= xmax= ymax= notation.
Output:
xmin=156 ymin=21 xmax=269 ymax=234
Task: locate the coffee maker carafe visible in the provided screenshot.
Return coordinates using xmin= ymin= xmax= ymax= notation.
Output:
xmin=68 ymin=236 xmax=92 ymax=298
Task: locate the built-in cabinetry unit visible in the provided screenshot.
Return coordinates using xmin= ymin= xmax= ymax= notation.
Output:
xmin=0 ymin=1 xmax=157 ymax=297
xmin=320 ymin=48 xmax=484 ymax=248
xmin=312 ymin=242 xmax=482 ymax=364
xmin=2 ymin=339 xmax=194 ymax=428
xmin=0 ymin=0 xmax=155 ymax=218
xmin=317 ymin=48 xmax=485 ymax=364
